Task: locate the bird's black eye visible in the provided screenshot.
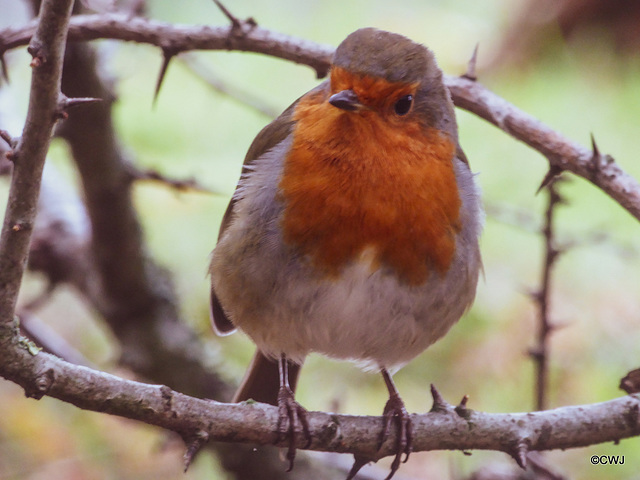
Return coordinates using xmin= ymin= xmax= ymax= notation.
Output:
xmin=394 ymin=94 xmax=413 ymax=116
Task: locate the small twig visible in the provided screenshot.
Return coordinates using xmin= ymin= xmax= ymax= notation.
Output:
xmin=17 ymin=309 xmax=95 ymax=368
xmin=0 ymin=129 xmax=16 ymax=148
xmin=179 ymin=53 xmax=279 ymax=118
xmin=530 ymin=178 xmax=566 ymax=411
xmin=126 ymin=164 xmax=213 ymax=193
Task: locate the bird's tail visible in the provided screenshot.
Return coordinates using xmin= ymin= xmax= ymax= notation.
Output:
xmin=233 ymin=350 xmax=301 ymax=405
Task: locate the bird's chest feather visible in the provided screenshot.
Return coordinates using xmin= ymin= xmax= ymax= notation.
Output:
xmin=278 ymin=92 xmax=462 ymax=285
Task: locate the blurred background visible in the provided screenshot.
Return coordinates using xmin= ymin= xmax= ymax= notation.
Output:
xmin=1 ymin=0 xmax=639 ymax=478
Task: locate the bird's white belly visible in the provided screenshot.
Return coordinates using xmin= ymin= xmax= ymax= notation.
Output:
xmin=234 ymin=247 xmax=476 ymax=371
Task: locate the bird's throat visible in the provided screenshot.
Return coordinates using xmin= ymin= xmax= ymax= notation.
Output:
xmin=279 ymin=90 xmax=461 ymax=285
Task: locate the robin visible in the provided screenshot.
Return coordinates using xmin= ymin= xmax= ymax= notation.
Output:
xmin=209 ymin=27 xmax=482 ymax=479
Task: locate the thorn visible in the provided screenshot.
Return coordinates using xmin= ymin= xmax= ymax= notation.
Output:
xmin=620 ymin=367 xmax=640 ymax=394
xmin=509 ymin=441 xmax=529 ymax=469
xmin=0 ymin=130 xmax=14 ymax=148
xmin=455 ymin=394 xmax=471 ymax=418
xmin=212 ymin=0 xmax=257 ymax=33
xmin=1 ymin=130 xmax=18 ymax=163
xmin=429 ymin=384 xmax=449 ymax=412
xmin=589 ymin=132 xmax=604 ymax=179
xmin=54 ymin=96 xmax=102 ymax=120
xmin=183 ymin=430 xmax=209 ymax=472
xmin=462 ymin=43 xmax=479 ymax=81
xmin=345 ymin=455 xmax=370 ymax=480
xmin=154 ymin=48 xmax=178 ymax=105
xmin=536 ymin=165 xmax=563 ymax=194
xmin=1 ymin=52 xmax=8 ymax=82
xmin=212 ymin=0 xmax=242 ymax=29
xmin=61 ymin=96 xmax=103 ymax=111
xmin=590 ymin=132 xmax=600 ymax=159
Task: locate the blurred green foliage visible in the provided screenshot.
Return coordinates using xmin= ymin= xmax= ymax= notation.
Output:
xmin=1 ymin=0 xmax=639 ymax=478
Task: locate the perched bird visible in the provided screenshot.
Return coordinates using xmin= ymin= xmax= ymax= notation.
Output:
xmin=209 ymin=27 xmax=482 ymax=479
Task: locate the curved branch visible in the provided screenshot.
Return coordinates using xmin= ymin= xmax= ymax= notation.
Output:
xmin=0 ymin=13 xmax=335 ymax=77
xmin=446 ymin=76 xmax=640 ymax=221
xmin=0 ymin=332 xmax=638 ymax=464
xmin=2 ymin=14 xmax=639 ymax=221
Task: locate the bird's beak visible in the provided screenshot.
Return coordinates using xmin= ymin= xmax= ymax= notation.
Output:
xmin=328 ymin=89 xmax=363 ymax=111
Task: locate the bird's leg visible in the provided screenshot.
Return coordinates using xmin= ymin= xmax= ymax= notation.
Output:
xmin=276 ymin=353 xmax=311 ymax=471
xmin=378 ymin=368 xmax=413 ymax=480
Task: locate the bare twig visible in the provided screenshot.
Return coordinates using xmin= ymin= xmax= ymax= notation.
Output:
xmin=126 ymin=163 xmax=213 ymax=193
xmin=17 ymin=309 xmax=95 ymax=367
xmin=0 ymin=0 xmax=74 ymax=324
xmin=179 ymin=53 xmax=279 ymax=118
xmin=529 ymin=179 xmax=566 ymax=411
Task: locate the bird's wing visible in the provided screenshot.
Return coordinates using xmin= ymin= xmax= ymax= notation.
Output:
xmin=209 ymin=82 xmax=328 ymax=335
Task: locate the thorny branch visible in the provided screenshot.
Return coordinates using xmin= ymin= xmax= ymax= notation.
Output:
xmin=530 ymin=179 xmax=566 ymax=412
xmin=0 ymin=3 xmax=639 ymax=476
xmin=0 ymin=0 xmax=74 ymax=323
xmin=0 ymin=14 xmax=334 ymax=77
xmin=1 ymin=14 xmax=639 ymax=220
xmin=1 ymin=335 xmax=639 ymax=466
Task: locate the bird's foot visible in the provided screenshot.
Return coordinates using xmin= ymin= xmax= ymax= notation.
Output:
xmin=276 ymin=384 xmax=311 ymax=471
xmin=377 ymin=391 xmax=413 ymax=480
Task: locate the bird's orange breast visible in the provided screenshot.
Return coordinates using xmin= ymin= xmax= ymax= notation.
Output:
xmin=278 ymin=83 xmax=461 ymax=285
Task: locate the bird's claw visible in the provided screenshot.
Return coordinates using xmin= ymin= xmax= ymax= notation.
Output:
xmin=378 ymin=392 xmax=413 ymax=480
xmin=276 ymin=385 xmax=311 ymax=471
